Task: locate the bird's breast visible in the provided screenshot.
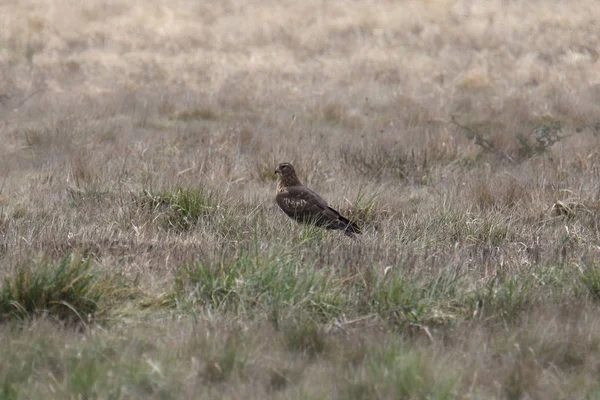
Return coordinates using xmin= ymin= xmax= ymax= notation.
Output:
xmin=277 ymin=181 xmax=287 ymax=193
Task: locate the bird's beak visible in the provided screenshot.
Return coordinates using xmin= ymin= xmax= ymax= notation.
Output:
xmin=274 ymin=167 xmax=281 ymax=175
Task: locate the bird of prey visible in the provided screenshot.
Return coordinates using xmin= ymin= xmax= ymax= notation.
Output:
xmin=274 ymin=162 xmax=361 ymax=239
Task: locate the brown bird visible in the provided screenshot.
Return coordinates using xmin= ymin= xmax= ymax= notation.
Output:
xmin=274 ymin=162 xmax=361 ymax=239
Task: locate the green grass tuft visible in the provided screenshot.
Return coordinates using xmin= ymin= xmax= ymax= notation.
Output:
xmin=365 ymin=266 xmax=467 ymax=327
xmin=341 ymin=341 xmax=461 ymax=399
xmin=0 ymin=254 xmax=99 ymax=324
xmin=139 ymin=185 xmax=219 ymax=231
xmin=580 ymin=262 xmax=600 ymax=302
xmin=174 ymin=251 xmax=343 ymax=321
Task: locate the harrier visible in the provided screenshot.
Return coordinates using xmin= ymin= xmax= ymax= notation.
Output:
xmin=274 ymin=162 xmax=361 ymax=239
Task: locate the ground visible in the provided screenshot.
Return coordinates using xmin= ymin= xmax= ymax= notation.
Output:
xmin=1 ymin=0 xmax=600 ymax=398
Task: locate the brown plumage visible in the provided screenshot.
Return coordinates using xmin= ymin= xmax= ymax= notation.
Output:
xmin=274 ymin=162 xmax=362 ymax=239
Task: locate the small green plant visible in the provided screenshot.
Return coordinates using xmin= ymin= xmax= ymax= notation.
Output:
xmin=473 ymin=274 xmax=533 ymax=323
xmin=139 ymin=185 xmax=219 ymax=230
xmin=580 ymin=263 xmax=600 ymax=302
xmin=175 ymin=260 xmax=241 ymax=311
xmin=0 ymin=254 xmax=99 ymax=324
xmin=341 ymin=185 xmax=378 ymax=226
xmin=298 ymin=222 xmax=326 ymax=243
xmin=368 ymin=272 xmax=418 ymax=319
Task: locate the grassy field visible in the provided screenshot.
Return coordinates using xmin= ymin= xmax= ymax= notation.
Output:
xmin=1 ymin=0 xmax=600 ymax=398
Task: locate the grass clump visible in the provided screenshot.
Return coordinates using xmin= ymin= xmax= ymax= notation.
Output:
xmin=298 ymin=222 xmax=327 ymax=243
xmin=471 ymin=264 xmax=573 ymax=324
xmin=365 ymin=266 xmax=468 ymax=327
xmin=0 ymin=254 xmax=99 ymax=324
xmin=174 ymin=250 xmax=343 ymax=321
xmin=473 ymin=275 xmax=533 ymax=323
xmin=139 ymin=185 xmax=219 ymax=231
xmin=579 ymin=262 xmax=600 ymax=302
xmin=341 ymin=186 xmax=379 ymax=228
xmin=342 ymin=341 xmax=461 ymax=400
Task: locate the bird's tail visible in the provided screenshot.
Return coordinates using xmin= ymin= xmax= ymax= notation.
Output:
xmin=339 ymin=216 xmax=362 ymax=239
xmin=326 ymin=206 xmax=362 ymax=239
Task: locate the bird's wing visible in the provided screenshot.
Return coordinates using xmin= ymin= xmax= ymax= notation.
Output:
xmin=276 ymin=186 xmax=340 ymax=223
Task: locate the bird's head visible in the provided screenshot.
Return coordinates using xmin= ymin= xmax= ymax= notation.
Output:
xmin=274 ymin=162 xmax=301 ymax=187
xmin=274 ymin=162 xmax=294 ymax=176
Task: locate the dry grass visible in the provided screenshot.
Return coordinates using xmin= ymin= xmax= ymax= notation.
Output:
xmin=1 ymin=0 xmax=600 ymax=398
